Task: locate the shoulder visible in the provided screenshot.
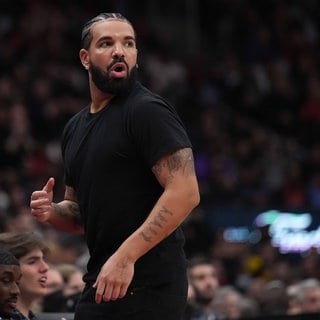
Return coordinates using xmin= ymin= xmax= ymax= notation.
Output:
xmin=11 ymin=309 xmax=36 ymax=320
xmin=127 ymin=82 xmax=178 ymax=118
xmin=130 ymin=82 xmax=171 ymax=106
xmin=62 ymin=106 xmax=89 ymax=138
xmin=65 ymin=106 xmax=89 ymax=128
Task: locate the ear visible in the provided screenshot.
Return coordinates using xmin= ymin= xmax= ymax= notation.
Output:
xmin=79 ymin=49 xmax=89 ymax=70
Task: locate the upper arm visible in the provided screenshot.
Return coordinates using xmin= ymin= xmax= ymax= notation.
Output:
xmin=64 ymin=185 xmax=78 ymax=202
xmin=151 ymin=147 xmax=197 ymax=188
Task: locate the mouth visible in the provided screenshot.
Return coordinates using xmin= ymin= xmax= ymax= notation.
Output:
xmin=39 ymin=276 xmax=47 ymax=288
xmin=6 ymin=297 xmax=18 ymax=310
xmin=109 ymin=62 xmax=128 ymax=78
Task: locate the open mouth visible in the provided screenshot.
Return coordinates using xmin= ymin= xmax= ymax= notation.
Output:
xmin=110 ymin=62 xmax=127 ymax=78
xmin=6 ymin=298 xmax=18 ymax=309
xmin=114 ymin=65 xmax=124 ymax=72
xmin=39 ymin=276 xmax=47 ymax=288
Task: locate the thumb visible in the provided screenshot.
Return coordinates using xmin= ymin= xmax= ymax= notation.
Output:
xmin=43 ymin=177 xmax=55 ymax=193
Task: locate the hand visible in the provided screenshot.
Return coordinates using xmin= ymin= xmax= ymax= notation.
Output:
xmin=30 ymin=177 xmax=55 ymax=222
xmin=93 ymin=252 xmax=134 ymax=303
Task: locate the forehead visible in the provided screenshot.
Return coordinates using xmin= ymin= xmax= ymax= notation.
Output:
xmin=191 ymin=264 xmax=216 ymax=276
xmin=91 ymin=19 xmax=135 ymax=40
xmin=0 ymin=264 xmax=20 ymax=276
xmin=19 ymin=248 xmax=44 ymax=262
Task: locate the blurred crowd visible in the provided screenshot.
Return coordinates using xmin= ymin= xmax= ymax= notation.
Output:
xmin=1 ymin=0 xmax=320 ymax=318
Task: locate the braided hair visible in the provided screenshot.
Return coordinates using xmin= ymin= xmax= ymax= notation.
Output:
xmin=0 ymin=248 xmax=19 ymax=266
xmin=81 ymin=12 xmax=135 ymax=50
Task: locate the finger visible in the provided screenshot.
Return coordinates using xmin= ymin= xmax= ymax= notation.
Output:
xmin=102 ymin=284 xmax=113 ymax=302
xmin=119 ymin=283 xmax=129 ymax=298
xmin=30 ymin=197 xmax=51 ymax=208
xmin=43 ymin=177 xmax=55 ymax=193
xmin=94 ymin=280 xmax=106 ymax=304
xmin=30 ymin=190 xmax=48 ymax=201
xmin=31 ymin=206 xmax=51 ymax=215
xmin=31 ymin=209 xmax=49 ymax=222
xmin=110 ymin=285 xmax=121 ymax=301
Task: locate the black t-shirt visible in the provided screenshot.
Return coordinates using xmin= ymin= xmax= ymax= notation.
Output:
xmin=61 ymin=82 xmax=192 ymax=286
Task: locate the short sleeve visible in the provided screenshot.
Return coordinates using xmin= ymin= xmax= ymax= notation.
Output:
xmin=127 ymin=97 xmax=192 ymax=167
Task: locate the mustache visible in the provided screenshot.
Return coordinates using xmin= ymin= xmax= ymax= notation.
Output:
xmin=5 ymin=296 xmax=18 ymax=303
xmin=107 ymin=57 xmax=129 ymax=71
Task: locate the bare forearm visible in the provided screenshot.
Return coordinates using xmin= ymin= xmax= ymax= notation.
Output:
xmin=117 ymin=148 xmax=199 ymax=263
xmin=49 ymin=200 xmax=84 ymax=234
xmin=117 ymin=185 xmax=199 ymax=263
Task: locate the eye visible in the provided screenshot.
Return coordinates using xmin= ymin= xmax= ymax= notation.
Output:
xmin=125 ymin=41 xmax=135 ymax=48
xmin=26 ymin=258 xmax=37 ymax=265
xmin=100 ymin=40 xmax=112 ymax=48
xmin=1 ymin=277 xmax=11 ymax=284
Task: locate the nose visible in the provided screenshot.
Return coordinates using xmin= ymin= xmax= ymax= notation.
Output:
xmin=11 ymin=282 xmax=20 ymax=295
xmin=112 ymin=43 xmax=125 ymax=58
xmin=40 ymin=259 xmax=49 ymax=273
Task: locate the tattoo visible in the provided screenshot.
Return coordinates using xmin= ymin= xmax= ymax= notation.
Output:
xmin=139 ymin=206 xmax=173 ymax=242
xmin=152 ymin=148 xmax=195 ymax=185
xmin=52 ymin=202 xmax=82 ymax=226
xmin=68 ymin=202 xmax=83 ymax=226
xmin=169 ymin=148 xmax=195 ymax=175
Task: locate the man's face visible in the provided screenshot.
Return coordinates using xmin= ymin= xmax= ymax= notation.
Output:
xmin=18 ymin=248 xmax=49 ymax=299
xmin=0 ymin=265 xmax=21 ymax=317
xmin=81 ymin=19 xmax=138 ymax=95
xmin=301 ymin=287 xmax=320 ymax=313
xmin=189 ymin=264 xmax=219 ymax=304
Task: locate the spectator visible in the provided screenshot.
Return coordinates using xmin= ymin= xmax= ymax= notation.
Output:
xmin=45 ymin=265 xmax=64 ymax=295
xmin=0 ymin=248 xmax=21 ymax=320
xmin=296 ymin=278 xmax=320 ymax=315
xmin=0 ymin=232 xmax=50 ymax=319
xmin=211 ymin=285 xmax=243 ymax=320
xmin=42 ymin=263 xmax=84 ymax=313
xmin=184 ymin=256 xmax=220 ymax=320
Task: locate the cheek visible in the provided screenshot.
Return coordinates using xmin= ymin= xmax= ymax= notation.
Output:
xmin=0 ymin=288 xmax=8 ymax=299
xmin=127 ymin=53 xmax=137 ymax=67
xmin=20 ymin=267 xmax=36 ymax=285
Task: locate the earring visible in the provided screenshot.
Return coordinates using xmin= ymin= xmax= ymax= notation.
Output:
xmin=136 ymin=63 xmax=139 ymax=69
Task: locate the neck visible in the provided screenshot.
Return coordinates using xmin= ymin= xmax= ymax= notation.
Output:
xmin=90 ymin=84 xmax=114 ymax=113
xmin=17 ymin=298 xmax=33 ymax=318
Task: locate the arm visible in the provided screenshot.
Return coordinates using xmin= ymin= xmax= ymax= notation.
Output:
xmin=119 ymin=147 xmax=200 ymax=260
xmin=30 ymin=178 xmax=84 ymax=234
xmin=94 ymin=147 xmax=200 ymax=303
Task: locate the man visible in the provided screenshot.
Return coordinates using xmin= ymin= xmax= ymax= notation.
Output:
xmin=295 ymin=278 xmax=320 ymax=315
xmin=30 ymin=12 xmax=200 ymax=320
xmin=0 ymin=248 xmax=21 ymax=320
xmin=0 ymin=232 xmax=50 ymax=320
xmin=184 ymin=256 xmax=220 ymax=320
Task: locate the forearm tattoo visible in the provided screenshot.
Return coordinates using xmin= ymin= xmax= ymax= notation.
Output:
xmin=140 ymin=148 xmax=195 ymax=243
xmin=52 ymin=202 xmax=82 ymax=226
xmin=139 ymin=206 xmax=173 ymax=242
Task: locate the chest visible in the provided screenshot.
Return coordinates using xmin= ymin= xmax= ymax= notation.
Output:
xmin=63 ymin=108 xmax=142 ymax=188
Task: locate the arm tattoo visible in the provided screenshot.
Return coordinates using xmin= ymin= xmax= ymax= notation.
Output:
xmin=168 ymin=148 xmax=195 ymax=175
xmin=139 ymin=206 xmax=173 ymax=242
xmin=52 ymin=202 xmax=82 ymax=226
xmin=68 ymin=202 xmax=83 ymax=226
xmin=152 ymin=148 xmax=195 ymax=184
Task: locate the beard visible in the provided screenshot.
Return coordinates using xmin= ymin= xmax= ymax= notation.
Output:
xmin=90 ymin=59 xmax=137 ymax=96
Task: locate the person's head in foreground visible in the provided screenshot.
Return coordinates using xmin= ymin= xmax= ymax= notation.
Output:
xmin=0 ymin=247 xmax=21 ymax=319
xmin=0 ymin=232 xmax=49 ymax=318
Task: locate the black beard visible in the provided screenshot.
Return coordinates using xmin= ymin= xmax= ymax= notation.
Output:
xmin=90 ymin=61 xmax=137 ymax=96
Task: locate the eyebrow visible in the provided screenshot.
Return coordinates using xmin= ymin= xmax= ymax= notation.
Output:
xmin=98 ymin=35 xmax=136 ymax=42
xmin=22 ymin=255 xmax=42 ymax=263
xmin=1 ymin=270 xmax=19 ymax=278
